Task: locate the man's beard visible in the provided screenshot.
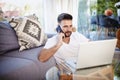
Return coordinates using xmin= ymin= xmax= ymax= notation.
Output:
xmin=64 ymin=31 xmax=72 ymax=37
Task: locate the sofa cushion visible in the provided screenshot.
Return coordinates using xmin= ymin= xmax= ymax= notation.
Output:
xmin=2 ymin=46 xmax=56 ymax=80
xmin=4 ymin=46 xmax=44 ymax=61
xmin=0 ymin=56 xmax=40 ymax=80
xmin=9 ymin=17 xmax=47 ymax=51
xmin=46 ymin=33 xmax=55 ymax=38
xmin=0 ymin=22 xmax=20 ymax=54
xmin=26 ymin=14 xmax=39 ymax=22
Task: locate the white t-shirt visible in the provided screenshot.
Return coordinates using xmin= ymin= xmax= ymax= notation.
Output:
xmin=44 ymin=32 xmax=89 ymax=64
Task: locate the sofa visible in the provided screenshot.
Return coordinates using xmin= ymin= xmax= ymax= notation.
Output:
xmin=0 ymin=21 xmax=56 ymax=80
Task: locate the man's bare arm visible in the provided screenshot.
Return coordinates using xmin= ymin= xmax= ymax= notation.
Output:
xmin=39 ymin=44 xmax=61 ymax=62
xmin=39 ymin=33 xmax=64 ymax=62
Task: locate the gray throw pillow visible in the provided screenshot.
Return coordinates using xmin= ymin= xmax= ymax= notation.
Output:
xmin=0 ymin=22 xmax=20 ymax=54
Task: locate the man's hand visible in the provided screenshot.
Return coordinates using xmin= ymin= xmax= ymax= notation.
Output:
xmin=56 ymin=33 xmax=65 ymax=47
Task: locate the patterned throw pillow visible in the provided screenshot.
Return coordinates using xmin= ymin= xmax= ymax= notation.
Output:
xmin=26 ymin=14 xmax=39 ymax=22
xmin=9 ymin=17 xmax=47 ymax=51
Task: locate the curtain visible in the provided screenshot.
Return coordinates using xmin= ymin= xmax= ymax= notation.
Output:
xmin=43 ymin=0 xmax=78 ymax=33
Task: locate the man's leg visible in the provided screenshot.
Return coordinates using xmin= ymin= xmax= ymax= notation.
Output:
xmin=56 ymin=62 xmax=73 ymax=80
xmin=46 ymin=66 xmax=59 ymax=80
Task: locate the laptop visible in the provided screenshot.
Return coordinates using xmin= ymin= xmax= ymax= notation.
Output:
xmin=65 ymin=39 xmax=117 ymax=70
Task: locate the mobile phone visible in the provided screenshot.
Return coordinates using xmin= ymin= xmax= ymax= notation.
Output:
xmin=56 ymin=25 xmax=63 ymax=33
xmin=56 ymin=25 xmax=65 ymax=38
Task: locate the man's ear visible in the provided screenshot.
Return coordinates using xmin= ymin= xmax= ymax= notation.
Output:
xmin=72 ymin=27 xmax=76 ymax=32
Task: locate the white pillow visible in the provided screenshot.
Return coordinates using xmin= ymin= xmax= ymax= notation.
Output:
xmin=9 ymin=17 xmax=47 ymax=51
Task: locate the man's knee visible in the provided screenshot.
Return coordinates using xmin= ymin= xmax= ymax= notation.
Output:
xmin=46 ymin=66 xmax=59 ymax=80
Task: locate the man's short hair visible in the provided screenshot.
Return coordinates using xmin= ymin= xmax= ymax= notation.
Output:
xmin=57 ymin=13 xmax=73 ymax=23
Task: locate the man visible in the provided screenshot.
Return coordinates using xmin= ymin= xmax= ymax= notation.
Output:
xmin=39 ymin=13 xmax=89 ymax=80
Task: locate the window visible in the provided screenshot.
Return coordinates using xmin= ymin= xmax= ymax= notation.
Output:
xmin=0 ymin=0 xmax=43 ymax=25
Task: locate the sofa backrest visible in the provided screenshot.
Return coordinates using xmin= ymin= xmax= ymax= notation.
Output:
xmin=0 ymin=21 xmax=20 ymax=54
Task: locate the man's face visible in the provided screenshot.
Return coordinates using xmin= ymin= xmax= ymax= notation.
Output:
xmin=59 ymin=20 xmax=72 ymax=37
